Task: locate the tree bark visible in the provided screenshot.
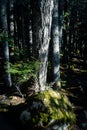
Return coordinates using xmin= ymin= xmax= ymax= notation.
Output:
xmin=0 ymin=0 xmax=12 ymax=87
xmin=51 ymin=0 xmax=61 ymax=89
xmin=31 ymin=0 xmax=54 ymax=91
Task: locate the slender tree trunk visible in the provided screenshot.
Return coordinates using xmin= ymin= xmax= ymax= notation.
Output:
xmin=31 ymin=0 xmax=54 ymax=91
xmin=1 ymin=0 xmax=12 ymax=87
xmin=51 ymin=0 xmax=61 ymax=89
xmin=58 ymin=0 xmax=64 ymax=47
xmin=28 ymin=7 xmax=33 ymax=59
xmin=7 ymin=0 xmax=14 ymax=37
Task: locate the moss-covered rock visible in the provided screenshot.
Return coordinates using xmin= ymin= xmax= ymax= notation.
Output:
xmin=20 ymin=89 xmax=76 ymax=129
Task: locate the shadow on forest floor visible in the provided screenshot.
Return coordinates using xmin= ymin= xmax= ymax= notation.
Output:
xmin=0 ymin=94 xmax=26 ymax=130
xmin=61 ymin=60 xmax=87 ymax=129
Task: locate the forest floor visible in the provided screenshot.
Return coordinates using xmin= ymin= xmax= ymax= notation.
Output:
xmin=0 ymin=57 xmax=87 ymax=130
xmin=61 ymin=57 xmax=87 ymax=130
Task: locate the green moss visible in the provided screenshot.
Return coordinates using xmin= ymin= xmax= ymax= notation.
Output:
xmin=25 ymin=89 xmax=76 ymax=128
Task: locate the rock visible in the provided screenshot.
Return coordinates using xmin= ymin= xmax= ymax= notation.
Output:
xmin=20 ymin=110 xmax=31 ymax=123
xmin=20 ymin=89 xmax=76 ymax=129
xmin=81 ymin=123 xmax=87 ymax=130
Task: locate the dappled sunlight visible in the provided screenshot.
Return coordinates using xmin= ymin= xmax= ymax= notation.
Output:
xmin=20 ymin=89 xmax=75 ymax=129
xmin=0 ymin=94 xmax=25 ymax=111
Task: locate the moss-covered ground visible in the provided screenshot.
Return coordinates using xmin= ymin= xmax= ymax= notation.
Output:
xmin=23 ymin=89 xmax=75 ymax=128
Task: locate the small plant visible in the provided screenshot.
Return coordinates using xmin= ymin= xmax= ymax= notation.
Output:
xmin=0 ymin=30 xmax=13 ymax=43
xmin=8 ymin=60 xmax=40 ymax=85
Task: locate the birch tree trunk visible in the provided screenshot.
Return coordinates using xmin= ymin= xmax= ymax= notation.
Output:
xmin=1 ymin=0 xmax=12 ymax=87
xmin=31 ymin=0 xmax=54 ymax=91
xmin=51 ymin=0 xmax=61 ymax=89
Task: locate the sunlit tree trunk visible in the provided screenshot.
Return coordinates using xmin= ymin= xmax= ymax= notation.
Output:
xmin=51 ymin=0 xmax=61 ymax=89
xmin=58 ymin=0 xmax=64 ymax=47
xmin=31 ymin=0 xmax=54 ymax=91
xmin=0 ymin=0 xmax=12 ymax=87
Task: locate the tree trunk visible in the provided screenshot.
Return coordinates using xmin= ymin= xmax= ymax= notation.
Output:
xmin=0 ymin=0 xmax=12 ymax=87
xmin=51 ymin=0 xmax=61 ymax=89
xmin=31 ymin=0 xmax=54 ymax=91
xmin=7 ymin=0 xmax=14 ymax=37
xmin=58 ymin=0 xmax=64 ymax=47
